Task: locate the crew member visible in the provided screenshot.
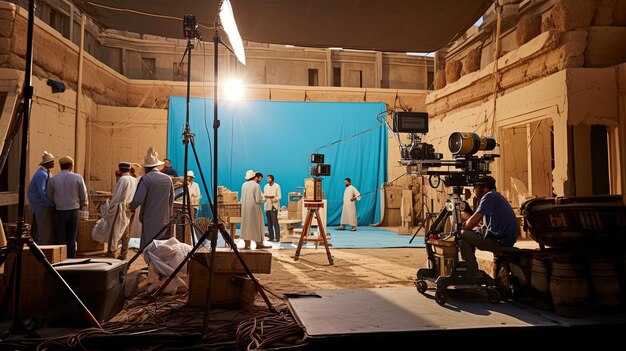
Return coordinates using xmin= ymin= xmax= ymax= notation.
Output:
xmin=461 ymin=176 xmax=518 ymax=273
xmin=28 ymin=151 xmax=55 ymax=244
xmin=162 ymin=158 xmax=178 ymax=177
xmin=336 ymin=178 xmax=361 ymax=231
xmin=263 ymin=174 xmax=281 ymax=242
xmin=241 ymin=170 xmax=271 ymax=249
xmin=186 ymin=170 xmax=202 ymax=205
xmin=130 ymin=147 xmax=175 ymax=249
xmin=105 ymin=162 xmax=137 ymax=259
xmin=47 ymin=156 xmax=88 ymax=258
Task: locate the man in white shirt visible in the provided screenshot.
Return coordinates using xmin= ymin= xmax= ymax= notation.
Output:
xmin=263 ymin=174 xmax=282 ymax=242
xmin=47 ymin=156 xmax=88 ymax=258
xmin=186 ymin=170 xmax=202 ymax=206
xmin=335 ymin=178 xmax=361 ymax=232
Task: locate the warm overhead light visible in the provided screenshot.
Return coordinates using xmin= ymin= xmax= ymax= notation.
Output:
xmin=220 ymin=0 xmax=246 ymax=65
xmin=223 ymin=78 xmax=244 ymax=100
xmin=285 ymin=45 xmax=295 ymax=48
xmin=329 ymin=47 xmax=343 ymax=51
xmin=406 ymin=52 xmax=434 ymax=57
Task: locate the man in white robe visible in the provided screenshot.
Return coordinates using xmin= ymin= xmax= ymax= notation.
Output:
xmin=240 ymin=170 xmax=271 ymax=249
xmin=130 ymin=147 xmax=174 ymax=249
xmin=95 ymin=162 xmax=137 ymax=259
xmin=336 ymin=178 xmax=361 ymax=231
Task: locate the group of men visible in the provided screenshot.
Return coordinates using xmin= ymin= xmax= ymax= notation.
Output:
xmin=28 ymin=151 xmax=88 ymax=258
xmin=28 ymin=147 xmax=202 ymax=259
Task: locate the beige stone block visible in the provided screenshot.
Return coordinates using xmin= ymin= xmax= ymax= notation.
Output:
xmin=434 ymin=70 xmax=446 ymax=90
xmin=594 ymin=8 xmax=614 ymax=26
xmin=584 ymin=26 xmax=626 ymax=67
xmin=516 ymin=14 xmax=542 ymax=46
xmin=0 ymin=54 xmax=8 ymax=65
xmin=10 ymin=16 xmax=26 ymax=56
xmin=551 ymin=0 xmax=595 ymax=31
xmin=444 ymin=60 xmax=462 ymax=84
xmin=462 ymin=47 xmax=481 ymax=75
xmin=614 ymin=0 xmax=626 ymax=25
xmin=0 ymin=7 xmax=16 ymax=22
xmin=0 ymin=37 xmax=10 ymax=54
xmin=558 ymin=30 xmax=589 ymax=58
xmin=0 ymin=19 xmax=12 ymax=37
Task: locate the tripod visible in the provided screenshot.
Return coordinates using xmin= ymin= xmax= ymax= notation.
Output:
xmin=0 ymin=0 xmax=101 ymax=333
xmin=127 ymin=16 xmax=275 ymax=327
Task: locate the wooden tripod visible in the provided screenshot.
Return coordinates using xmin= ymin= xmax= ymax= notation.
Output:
xmin=294 ymin=202 xmax=334 ymax=265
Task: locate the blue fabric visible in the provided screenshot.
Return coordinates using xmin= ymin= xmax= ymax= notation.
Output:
xmin=28 ymin=166 xmax=53 ymax=213
xmin=476 ymin=190 xmax=518 ymax=246
xmin=167 ymin=98 xmax=387 ymax=225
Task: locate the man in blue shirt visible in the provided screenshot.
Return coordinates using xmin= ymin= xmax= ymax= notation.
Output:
xmin=162 ymin=158 xmax=178 ymax=177
xmin=28 ymin=151 xmax=55 ymax=244
xmin=461 ymin=176 xmax=518 ymax=274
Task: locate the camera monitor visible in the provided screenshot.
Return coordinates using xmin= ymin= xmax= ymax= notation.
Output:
xmin=392 ymin=112 xmax=429 ymax=133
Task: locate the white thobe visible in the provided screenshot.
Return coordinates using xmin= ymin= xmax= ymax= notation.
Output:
xmin=92 ymin=174 xmax=137 ymax=248
xmin=263 ymin=183 xmax=281 ymax=211
xmin=340 ymin=185 xmax=361 ymax=227
xmin=240 ymin=180 xmax=264 ymax=242
xmin=130 ymin=169 xmax=174 ymax=249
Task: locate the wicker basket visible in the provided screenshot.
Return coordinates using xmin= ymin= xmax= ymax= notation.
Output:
xmin=77 ymin=218 xmax=104 ymax=252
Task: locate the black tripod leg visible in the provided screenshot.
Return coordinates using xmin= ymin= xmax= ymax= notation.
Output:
xmin=217 ymin=225 xmax=276 ymax=312
xmin=25 ymin=241 xmax=102 ymax=328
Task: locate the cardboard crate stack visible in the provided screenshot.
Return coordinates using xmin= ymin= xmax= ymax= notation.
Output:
xmin=77 ymin=218 xmax=105 ymax=253
xmin=217 ymin=203 xmax=241 ymax=221
xmin=0 ymin=245 xmax=67 ymax=316
xmin=188 ymin=247 xmax=272 ymax=309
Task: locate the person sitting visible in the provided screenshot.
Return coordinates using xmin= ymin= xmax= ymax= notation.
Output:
xmin=460 ymin=176 xmax=518 ymax=274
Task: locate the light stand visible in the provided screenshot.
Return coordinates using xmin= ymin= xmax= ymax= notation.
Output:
xmin=0 ymin=0 xmax=101 ymax=332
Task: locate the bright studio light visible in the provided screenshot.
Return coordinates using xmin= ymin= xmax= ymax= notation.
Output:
xmin=220 ymin=0 xmax=246 ymax=65
xmin=223 ymin=79 xmax=244 ymax=100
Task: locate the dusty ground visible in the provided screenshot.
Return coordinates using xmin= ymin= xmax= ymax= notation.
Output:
xmin=256 ymin=248 xmax=427 ymax=308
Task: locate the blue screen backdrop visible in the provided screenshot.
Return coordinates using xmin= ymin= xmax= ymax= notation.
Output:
xmin=167 ymin=97 xmax=387 ymax=226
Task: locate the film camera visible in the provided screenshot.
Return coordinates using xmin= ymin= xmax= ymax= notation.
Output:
xmin=310 ymin=153 xmax=331 ymax=177
xmin=393 ymin=112 xmax=442 ymax=163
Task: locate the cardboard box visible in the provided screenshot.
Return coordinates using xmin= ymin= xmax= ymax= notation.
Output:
xmin=222 ymin=192 xmax=238 ymax=204
xmin=217 ymin=203 xmax=241 ymax=220
xmin=77 ymin=219 xmax=105 ymax=252
xmin=188 ymin=271 xmax=257 ymax=309
xmin=1 ymin=245 xmax=67 ymax=317
xmin=191 ymin=247 xmax=272 ymax=274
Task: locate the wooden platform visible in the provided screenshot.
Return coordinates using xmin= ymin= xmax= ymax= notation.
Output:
xmin=286 ymin=287 xmax=626 ymax=345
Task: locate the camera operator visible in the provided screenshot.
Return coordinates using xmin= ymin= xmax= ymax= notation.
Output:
xmin=460 ymin=176 xmax=518 ymax=274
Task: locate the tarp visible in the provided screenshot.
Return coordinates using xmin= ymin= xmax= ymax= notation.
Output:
xmin=167 ymin=97 xmax=388 ymax=226
xmin=70 ymin=0 xmax=492 ymax=52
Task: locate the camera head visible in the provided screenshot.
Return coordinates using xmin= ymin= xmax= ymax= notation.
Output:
xmin=310 ymin=153 xmax=331 ymax=177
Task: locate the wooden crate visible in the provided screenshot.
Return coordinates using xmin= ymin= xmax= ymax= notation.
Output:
xmin=188 ymin=271 xmax=257 ymax=309
xmin=1 ymin=245 xmax=67 ymax=317
xmin=428 ymin=239 xmax=457 ymax=258
xmin=217 ymin=203 xmax=241 ymax=219
xmin=191 ymin=248 xmax=272 ymax=274
xmin=222 ymin=192 xmax=238 ymax=204
xmin=77 ymin=219 xmax=104 ymax=252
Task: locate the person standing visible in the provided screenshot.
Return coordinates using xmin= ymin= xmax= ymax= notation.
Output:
xmin=240 ymin=170 xmax=271 ymax=250
xmin=186 ymin=170 xmax=202 ymax=205
xmin=105 ymin=162 xmax=137 ymax=259
xmin=28 ymin=151 xmax=55 ymax=244
xmin=263 ymin=174 xmax=281 ymax=242
xmin=335 ymin=178 xmax=361 ymax=232
xmin=47 ymin=156 xmax=88 ymax=258
xmin=162 ymin=158 xmax=178 ymax=177
xmin=130 ymin=147 xmax=174 ymax=249
xmin=129 ymin=162 xmax=143 ymax=239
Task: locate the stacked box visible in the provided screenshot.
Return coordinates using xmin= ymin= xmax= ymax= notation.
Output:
xmin=217 ymin=203 xmax=241 ymax=220
xmin=222 ymin=192 xmax=238 ymax=204
xmin=188 ymin=248 xmax=271 ymax=309
xmin=77 ymin=219 xmax=104 ymax=252
xmin=1 ymin=245 xmax=67 ymax=317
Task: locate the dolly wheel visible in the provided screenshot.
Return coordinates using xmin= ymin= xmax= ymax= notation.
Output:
xmin=487 ymin=288 xmax=502 ymax=304
xmin=416 ymin=280 xmax=428 ymax=294
xmin=435 ymin=290 xmax=447 ymax=306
